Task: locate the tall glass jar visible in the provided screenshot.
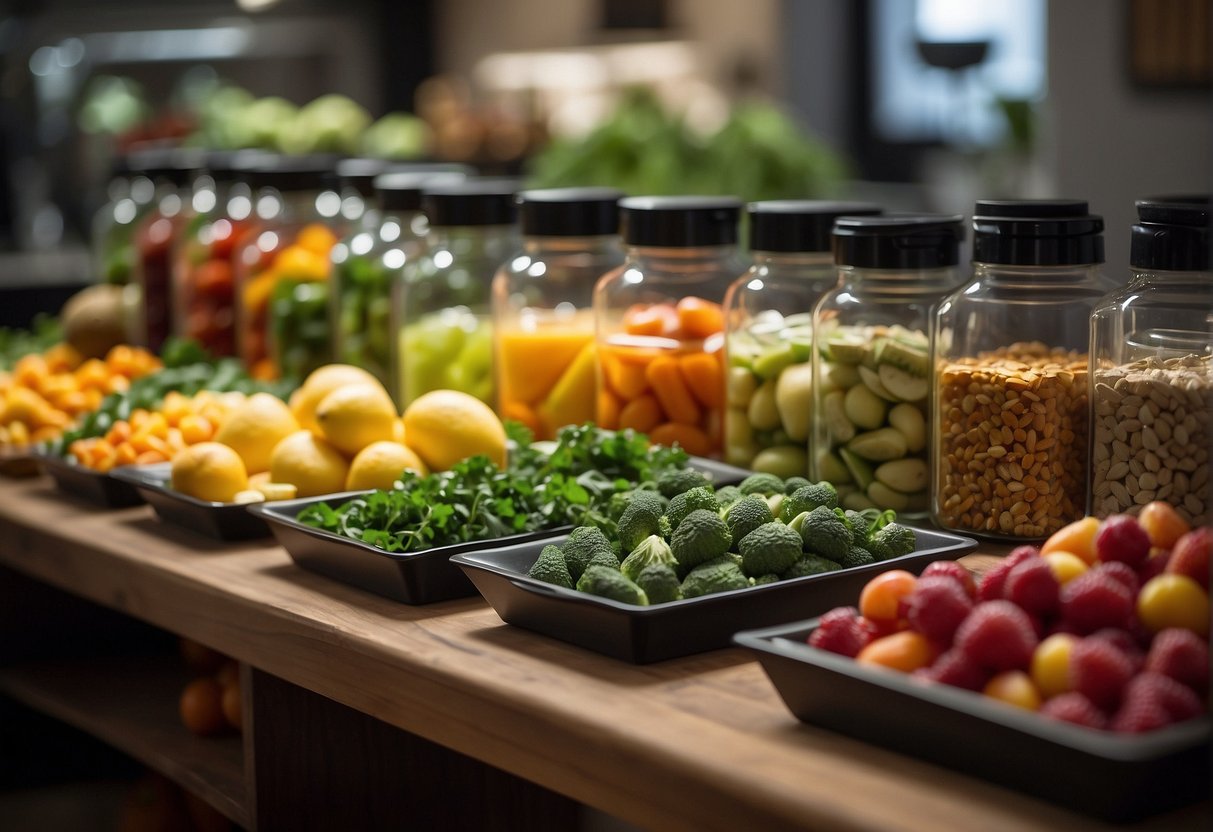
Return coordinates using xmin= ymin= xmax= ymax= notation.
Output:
xmin=1090 ymin=197 xmax=1212 ymax=525
xmin=394 ymin=180 xmax=518 ymax=407
xmin=92 ymin=155 xmax=155 ymax=286
xmin=493 ymin=187 xmax=624 ymax=439
xmin=933 ymin=200 xmax=1114 ymax=540
xmin=331 ymin=169 xmax=466 ymax=394
xmin=235 ymin=158 xmax=344 ymax=380
xmin=594 ymin=196 xmax=746 ymax=458
xmin=723 ymin=201 xmax=881 ymax=477
xmin=812 ymin=214 xmax=964 ymax=515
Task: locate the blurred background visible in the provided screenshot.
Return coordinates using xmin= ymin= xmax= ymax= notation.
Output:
xmin=0 ymin=0 xmax=1208 ymax=307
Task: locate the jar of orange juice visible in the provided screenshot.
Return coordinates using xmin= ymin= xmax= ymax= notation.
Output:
xmin=493 ymin=188 xmax=624 ymax=439
xmin=593 ymin=197 xmax=745 ymax=457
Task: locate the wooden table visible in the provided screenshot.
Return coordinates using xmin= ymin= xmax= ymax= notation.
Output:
xmin=0 ymin=476 xmax=1207 ymax=831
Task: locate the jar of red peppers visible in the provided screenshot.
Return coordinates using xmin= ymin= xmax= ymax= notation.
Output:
xmin=593 ymin=197 xmax=746 ymax=457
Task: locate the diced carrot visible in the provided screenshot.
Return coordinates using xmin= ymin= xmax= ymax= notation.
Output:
xmin=500 ymin=400 xmax=542 ymax=437
xmin=644 ymin=356 xmax=701 ymax=426
xmin=31 ymin=425 xmax=61 ymax=443
xmin=623 ymin=303 xmax=679 ymax=337
xmin=135 ymin=450 xmax=169 ymax=465
xmin=678 ymin=352 xmax=724 ymax=408
xmin=177 ymin=414 xmax=213 ymax=445
xmin=250 ymin=358 xmax=278 ymax=381
xmin=601 ymin=353 xmax=650 ymax=399
xmin=618 ymin=395 xmax=663 ymax=433
xmin=648 ymin=422 xmax=713 ymax=457
xmin=596 ymin=389 xmax=621 ymax=430
xmin=106 ymin=421 xmax=132 ymax=445
xmin=114 ymin=443 xmax=139 ymax=466
xmin=105 ymin=345 xmax=135 ymax=374
xmin=676 ymin=297 xmax=724 ymax=340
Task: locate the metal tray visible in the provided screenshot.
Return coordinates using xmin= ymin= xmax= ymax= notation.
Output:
xmin=734 ymin=620 xmax=1212 ymax=822
xmin=37 ymin=451 xmax=145 ymax=508
xmin=452 ymin=526 xmax=976 ymax=664
xmin=110 ymin=464 xmax=271 ymax=541
xmin=0 ymin=448 xmax=40 ymax=478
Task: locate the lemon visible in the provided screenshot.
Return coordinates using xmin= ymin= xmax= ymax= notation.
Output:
xmin=314 ymin=383 xmax=399 ymax=457
xmin=346 ymin=441 xmax=428 ymax=491
xmin=402 ymin=390 xmax=507 ymax=472
xmin=214 ymin=392 xmax=300 ymax=474
xmin=290 ymin=364 xmax=384 ymax=434
xmin=269 ymin=430 xmax=350 ymax=497
xmin=171 ymin=442 xmax=249 ymax=503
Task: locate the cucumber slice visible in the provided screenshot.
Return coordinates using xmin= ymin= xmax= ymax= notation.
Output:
xmin=858 ymin=366 xmax=897 ymax=401
xmin=752 ymin=342 xmax=798 ymax=379
xmin=879 ymin=339 xmax=930 ymax=375
xmin=847 ymin=427 xmax=908 ymax=462
xmin=839 ymin=447 xmax=875 ymax=489
xmin=824 ymin=332 xmax=868 ymax=364
xmin=878 ymin=364 xmax=928 ymax=403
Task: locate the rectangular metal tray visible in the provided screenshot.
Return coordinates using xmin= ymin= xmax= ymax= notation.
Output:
xmin=451 ymin=526 xmax=976 ymax=664
xmin=110 ymin=464 xmax=271 ymax=541
xmin=733 ymin=620 xmax=1212 ymax=822
xmin=0 ymin=448 xmax=39 ymax=478
xmin=37 ymin=451 xmax=145 ymax=508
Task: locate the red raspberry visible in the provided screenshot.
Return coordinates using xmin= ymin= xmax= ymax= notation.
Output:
xmin=913 ymin=648 xmax=989 ymax=691
xmin=1059 ymin=571 xmax=1134 ymax=634
xmin=1091 ymin=561 xmax=1140 ymax=597
xmin=1087 ymin=628 xmax=1145 ymax=673
xmin=1124 ymin=672 xmax=1205 ymax=722
xmin=1168 ymin=527 xmax=1212 ymax=590
xmin=905 ymin=575 xmax=974 ymax=644
xmin=954 ymin=600 xmax=1039 ymax=671
xmin=1070 ymin=637 xmax=1136 ymax=710
xmin=976 ymin=546 xmax=1039 ymax=601
xmin=920 ymin=560 xmax=977 ymax=599
xmin=1039 ymin=692 xmax=1108 ymax=730
xmin=1138 ymin=550 xmax=1171 ymax=583
xmin=808 ymin=606 xmax=875 ymax=658
xmin=1094 ymin=515 xmax=1151 ymax=568
xmin=1110 ymin=694 xmax=1172 ymax=733
xmin=1145 ymin=628 xmax=1211 ymax=696
xmin=1003 ymin=558 xmax=1061 ymax=618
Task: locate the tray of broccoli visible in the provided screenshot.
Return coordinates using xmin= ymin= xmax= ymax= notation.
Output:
xmin=452 ymin=473 xmax=977 ymax=663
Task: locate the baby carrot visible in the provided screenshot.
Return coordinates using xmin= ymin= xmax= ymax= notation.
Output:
xmin=596 ymin=389 xmax=622 ymax=430
xmin=648 ymin=422 xmax=712 ymax=457
xmin=678 ymin=352 xmax=724 ymax=409
xmin=676 ymin=297 xmax=724 ymax=340
xmin=645 ymin=356 xmax=701 ymax=426
xmin=602 ymin=352 xmax=650 ymax=399
xmin=624 ymin=303 xmax=678 ymax=337
xmin=618 ymin=395 xmax=663 ymax=433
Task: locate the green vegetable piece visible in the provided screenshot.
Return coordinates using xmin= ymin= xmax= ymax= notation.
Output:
xmin=714 ymin=485 xmax=742 ymax=508
xmin=587 ymin=549 xmax=622 ymax=571
xmin=782 ymin=555 xmax=842 ymax=579
xmin=679 ymin=557 xmax=749 ymax=598
xmin=618 ymin=494 xmax=665 ymax=552
xmin=635 ymin=563 xmax=683 ymax=604
xmin=724 ymin=495 xmax=775 ymax=544
xmin=657 ymin=468 xmax=711 ymax=499
xmin=838 ymin=545 xmax=876 ymax=569
xmin=868 ymin=522 xmax=917 ymax=560
xmin=751 ymin=342 xmax=798 ymax=379
xmin=738 ymin=472 xmax=785 ymax=497
xmin=793 ymin=505 xmax=854 ymax=561
xmin=781 ymin=482 xmax=839 ymax=520
xmin=751 ymin=574 xmax=781 ymax=586
xmin=783 ymin=476 xmax=812 ymax=495
xmin=669 ymin=509 xmax=732 ymax=571
xmin=665 ymin=486 xmax=720 ymax=531
xmin=562 ymin=526 xmax=615 ymax=582
xmin=738 ymin=521 xmax=803 ymax=577
xmin=576 ymin=565 xmax=649 ymax=605
xmin=620 ymin=534 xmax=678 ymax=583
xmin=528 ymin=544 xmax=573 ymax=588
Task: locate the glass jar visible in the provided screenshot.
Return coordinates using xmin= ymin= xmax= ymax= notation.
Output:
xmin=933 ymin=200 xmax=1114 ymax=540
xmin=394 ymin=180 xmax=518 ymax=407
xmin=235 ymin=158 xmax=344 ymax=380
xmin=1090 ymin=197 xmax=1212 ymax=525
xmin=723 ymin=201 xmax=881 ymax=477
xmin=594 ymin=196 xmax=746 ymax=458
xmin=92 ymin=155 xmax=155 ymax=286
xmin=331 ymin=169 xmax=466 ymax=394
xmin=493 ymin=188 xmax=624 ymax=439
xmin=812 ymin=214 xmax=964 ymax=516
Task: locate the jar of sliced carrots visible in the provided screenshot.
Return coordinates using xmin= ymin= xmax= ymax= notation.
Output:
xmin=593 ymin=197 xmax=746 ymax=458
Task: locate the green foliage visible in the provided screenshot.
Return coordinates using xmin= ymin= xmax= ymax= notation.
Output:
xmin=0 ymin=315 xmax=61 ymax=371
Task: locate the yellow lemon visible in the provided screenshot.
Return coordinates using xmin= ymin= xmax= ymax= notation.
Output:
xmin=171 ymin=442 xmax=249 ymax=503
xmin=315 ymin=383 xmax=399 ymax=457
xmin=268 ymin=430 xmax=350 ymax=497
xmin=345 ymin=441 xmax=428 ymax=491
xmin=214 ymin=392 xmax=300 ymax=474
xmin=402 ymin=390 xmax=507 ymax=472
xmin=290 ymin=364 xmax=384 ymax=434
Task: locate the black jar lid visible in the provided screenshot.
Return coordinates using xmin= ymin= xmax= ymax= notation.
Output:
xmin=517 ymin=188 xmax=623 ymax=237
xmin=126 ymin=145 xmax=204 ymax=186
xmin=336 ymin=158 xmax=393 ymax=197
xmin=1131 ymin=196 xmax=1210 ymax=271
xmin=422 ymin=179 xmax=518 ymax=226
xmin=619 ymin=196 xmax=741 ymax=247
xmin=205 ymin=149 xmax=272 ymax=182
xmin=373 ymin=170 xmax=469 ymax=212
xmin=749 ymin=200 xmax=883 ymax=253
xmin=972 ymin=199 xmax=1104 ymax=266
xmin=245 ymin=155 xmax=338 ymax=192
xmin=832 ymin=213 xmax=964 ymax=269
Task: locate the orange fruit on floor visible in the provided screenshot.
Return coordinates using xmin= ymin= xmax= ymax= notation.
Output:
xmin=179 ymin=677 xmax=227 ymax=736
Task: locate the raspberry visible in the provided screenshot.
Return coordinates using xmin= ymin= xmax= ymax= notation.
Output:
xmin=1168 ymin=527 xmax=1212 ymax=590
xmin=1039 ymin=692 xmax=1108 ymax=730
xmin=1145 ymin=628 xmax=1210 ymax=695
xmin=1003 ymin=558 xmax=1061 ymax=618
xmin=913 ymin=648 xmax=990 ymax=691
xmin=1110 ymin=694 xmax=1172 ymax=733
xmin=920 ymin=560 xmax=977 ymax=598
xmin=1124 ymin=672 xmax=1205 ymax=722
xmin=809 ymin=606 xmax=876 ymax=657
xmin=1087 ymin=628 xmax=1145 ymax=673
xmin=1138 ymin=550 xmax=1171 ymax=583
xmin=1094 ymin=515 xmax=1151 ymax=569
xmin=1091 ymin=561 xmax=1140 ymax=597
xmin=905 ymin=575 xmax=974 ymax=644
xmin=1059 ymin=571 xmax=1135 ymax=633
xmin=1070 ymin=637 xmax=1136 ymax=710
xmin=976 ymin=546 xmax=1039 ymax=602
xmin=954 ymin=600 xmax=1039 ymax=671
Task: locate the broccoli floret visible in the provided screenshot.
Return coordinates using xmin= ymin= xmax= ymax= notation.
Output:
xmin=679 ymin=557 xmax=749 ymax=598
xmin=781 ymin=482 xmax=839 ymax=520
xmin=562 ymin=526 xmax=615 ymax=581
xmin=783 ymin=476 xmax=812 ymax=495
xmin=635 ymin=563 xmax=683 ymax=604
xmin=617 ymin=492 xmax=665 ymax=552
xmin=738 ymin=521 xmax=804 ymax=577
xmin=782 ymin=554 xmax=843 ymax=579
xmin=528 ymin=544 xmax=573 ymax=588
xmin=587 ymin=548 xmax=622 ymax=571
xmin=658 ymin=468 xmax=712 ymax=498
xmin=790 ymin=505 xmax=853 ymax=561
xmin=751 ymin=574 xmax=781 ymax=586
xmin=724 ymin=495 xmax=775 ymax=544
xmin=738 ymin=472 xmax=785 ymax=497
xmin=620 ymin=534 xmax=679 ymax=582
xmin=714 ymin=485 xmax=742 ymax=508
xmin=658 ymin=514 xmax=673 ymax=539
xmin=868 ymin=522 xmax=917 ymax=560
xmin=576 ymin=565 xmax=649 ymax=605
xmin=665 ymin=486 xmax=720 ymax=531
xmin=838 ymin=545 xmax=876 ymax=569
xmin=670 ymin=509 xmax=732 ymax=571
xmin=844 ymin=508 xmax=898 ymax=546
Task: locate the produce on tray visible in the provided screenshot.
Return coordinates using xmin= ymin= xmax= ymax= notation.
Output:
xmin=398 ymin=307 xmax=494 ymax=406
xmin=497 ymin=311 xmax=597 ymax=441
xmin=528 ymin=471 xmax=917 ymax=605
xmin=0 ymin=315 xmax=63 ymax=371
xmin=808 ymin=504 xmax=1210 ymax=733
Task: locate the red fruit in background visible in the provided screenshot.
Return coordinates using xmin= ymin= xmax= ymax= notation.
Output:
xmin=1091 ymin=561 xmax=1140 ymax=597
xmin=1059 ymin=571 xmax=1135 ymax=633
xmin=1138 ymin=550 xmax=1171 ymax=583
xmin=1124 ymin=672 xmax=1205 ymax=722
xmin=976 ymin=547 xmax=1038 ymax=602
xmin=1039 ymin=692 xmax=1108 ymax=730
xmin=1094 ymin=515 xmax=1151 ymax=569
xmin=1166 ymin=527 xmax=1211 ymax=590
xmin=809 ymin=606 xmax=876 ymax=658
xmin=1145 ymin=628 xmax=1210 ymax=695
xmin=920 ymin=560 xmax=977 ymax=598
xmin=1111 ymin=693 xmax=1172 ymax=733
xmin=1070 ymin=637 xmax=1136 ymax=711
xmin=1087 ymin=628 xmax=1145 ymax=673
xmin=1004 ymin=558 xmax=1061 ymax=618
xmin=914 ymin=648 xmax=990 ymax=691
xmin=955 ymin=600 xmax=1039 ymax=671
xmin=1137 ymin=501 xmax=1192 ymax=550
xmin=905 ymin=575 xmax=974 ymax=644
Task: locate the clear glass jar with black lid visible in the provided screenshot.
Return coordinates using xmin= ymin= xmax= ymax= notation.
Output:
xmin=393 ymin=179 xmax=518 ymax=407
xmin=723 ymin=200 xmax=882 ymax=476
xmin=812 ymin=214 xmax=964 ymax=516
xmin=593 ymin=196 xmax=746 ymax=458
xmin=1090 ymin=197 xmax=1212 ymax=525
xmin=933 ymin=199 xmax=1115 ymax=540
xmin=493 ymin=188 xmax=624 ymax=439
xmin=92 ymin=154 xmax=156 ymax=286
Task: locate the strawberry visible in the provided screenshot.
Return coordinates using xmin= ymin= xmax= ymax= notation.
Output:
xmin=1004 ymin=558 xmax=1061 ymax=617
xmin=809 ymin=606 xmax=876 ymax=658
xmin=1059 ymin=570 xmax=1135 ymax=633
xmin=1145 ymin=628 xmax=1210 ymax=696
xmin=1070 ymin=636 xmax=1136 ymax=710
xmin=914 ymin=648 xmax=990 ymax=691
xmin=1039 ymin=692 xmax=1108 ymax=730
xmin=976 ymin=546 xmax=1039 ymax=602
xmin=920 ymin=560 xmax=977 ymax=599
xmin=1094 ymin=514 xmax=1151 ymax=569
xmin=954 ymin=600 xmax=1039 ymax=671
xmin=1166 ymin=527 xmax=1212 ymax=590
xmin=905 ymin=575 xmax=974 ymax=644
